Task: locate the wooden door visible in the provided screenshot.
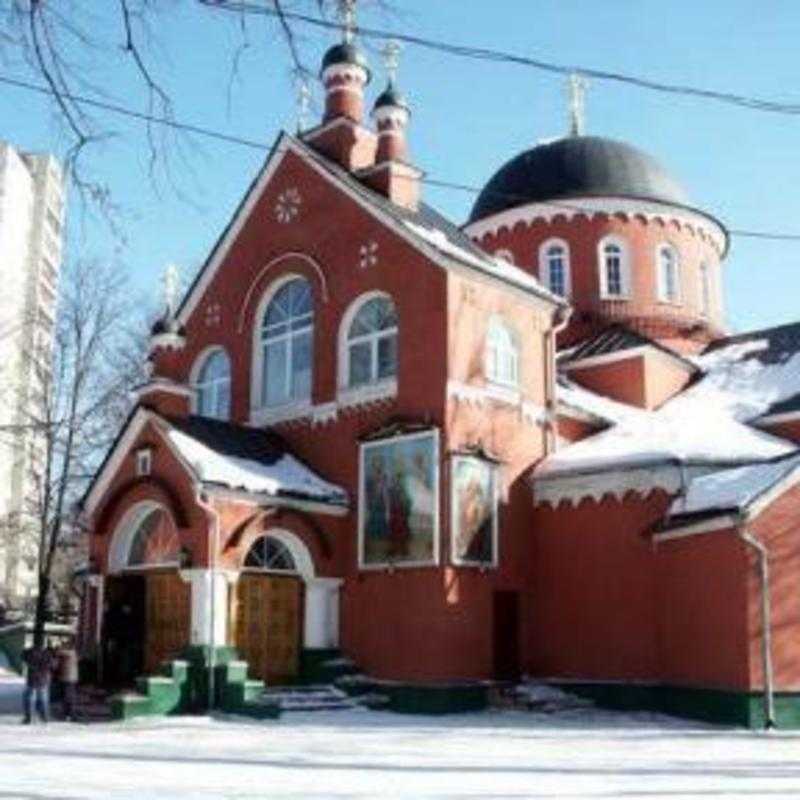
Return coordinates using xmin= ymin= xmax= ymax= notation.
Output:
xmin=145 ymin=570 xmax=191 ymax=673
xmin=103 ymin=574 xmax=146 ymax=686
xmin=235 ymin=574 xmax=301 ymax=684
xmin=493 ymin=591 xmax=521 ymax=682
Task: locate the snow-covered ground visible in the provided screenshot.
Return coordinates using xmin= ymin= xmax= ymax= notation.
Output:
xmin=2 ymin=677 xmax=800 ymax=800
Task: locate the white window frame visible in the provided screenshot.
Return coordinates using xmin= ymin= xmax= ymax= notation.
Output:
xmin=190 ymin=346 xmax=232 ymax=420
xmin=538 ymin=237 xmax=571 ymax=298
xmin=250 ymin=273 xmax=314 ymax=418
xmin=597 ymin=235 xmax=631 ymax=299
xmin=135 ymin=448 xmax=152 ymax=477
xmin=656 ymin=243 xmax=681 ymax=304
xmin=485 ymin=316 xmax=520 ymax=389
xmin=338 ymin=291 xmax=399 ymax=400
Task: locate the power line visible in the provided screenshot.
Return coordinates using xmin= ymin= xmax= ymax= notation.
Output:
xmin=3 ymin=72 xmax=800 ymax=243
xmin=199 ymin=0 xmax=800 ymax=117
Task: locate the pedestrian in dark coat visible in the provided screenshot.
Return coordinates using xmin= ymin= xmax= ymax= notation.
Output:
xmin=21 ymin=643 xmax=57 ymax=724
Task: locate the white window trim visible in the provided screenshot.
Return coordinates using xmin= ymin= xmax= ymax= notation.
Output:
xmin=250 ymin=272 xmax=314 ymax=416
xmin=450 ymin=455 xmax=499 ymax=569
xmin=190 ymin=345 xmax=231 ymax=420
xmin=337 ymin=290 xmax=399 ymax=397
xmin=538 ymin=237 xmax=571 ymax=298
xmin=484 ymin=316 xmax=520 ymax=390
xmin=656 ymin=243 xmax=681 ymax=305
xmin=357 ymin=429 xmax=440 ymax=571
xmin=135 ymin=448 xmax=152 ymax=477
xmin=597 ymin=235 xmax=631 ymax=300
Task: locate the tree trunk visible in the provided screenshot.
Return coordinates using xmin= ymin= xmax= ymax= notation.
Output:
xmin=33 ymin=573 xmax=51 ymax=647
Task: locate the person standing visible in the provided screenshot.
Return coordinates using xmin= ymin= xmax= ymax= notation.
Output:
xmin=21 ymin=642 xmax=57 ymax=724
xmin=57 ymin=638 xmax=79 ymax=721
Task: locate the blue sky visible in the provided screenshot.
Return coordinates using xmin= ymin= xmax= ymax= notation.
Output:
xmin=4 ymin=0 xmax=799 ymax=332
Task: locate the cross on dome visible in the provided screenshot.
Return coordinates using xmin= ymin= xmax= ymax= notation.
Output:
xmin=337 ymin=0 xmax=357 ymax=44
xmin=295 ymin=78 xmax=312 ymax=132
xmin=381 ymin=39 xmax=402 ymax=85
xmin=567 ymin=72 xmax=589 ymax=137
xmin=161 ymin=263 xmax=181 ymax=315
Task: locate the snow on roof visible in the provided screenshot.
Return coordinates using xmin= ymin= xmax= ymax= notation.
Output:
xmin=403 ymin=220 xmax=563 ymax=305
xmin=166 ymin=427 xmax=347 ymax=504
xmin=666 ymin=451 xmax=800 ymax=521
xmin=539 ymin=330 xmax=800 ymax=479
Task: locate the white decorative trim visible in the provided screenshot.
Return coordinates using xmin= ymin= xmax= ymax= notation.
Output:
xmin=148 ymin=332 xmax=186 ymax=352
xmin=653 ymin=515 xmax=737 ymax=543
xmin=358 ymin=240 xmax=379 ymax=270
xmin=338 ymin=379 xmax=398 ymax=410
xmin=250 ymin=398 xmax=313 ymax=427
xmin=321 ymin=63 xmax=369 ymax=86
xmin=312 ymin=402 xmax=339 ymax=426
xmin=108 ymin=500 xmax=164 ymax=574
xmin=463 ymin=196 xmax=728 ymax=256
xmin=133 ymin=378 xmax=195 ymax=403
xmin=446 ymin=380 xmax=546 ymax=428
xmin=204 ymin=302 xmax=222 ymax=328
xmin=533 ymin=465 xmax=684 ymax=508
xmin=358 ymin=428 xmax=441 ymax=571
xmin=274 ymin=187 xmax=302 ymax=224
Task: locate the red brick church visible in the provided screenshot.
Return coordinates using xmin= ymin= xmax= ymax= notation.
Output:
xmin=79 ymin=22 xmax=800 ymax=726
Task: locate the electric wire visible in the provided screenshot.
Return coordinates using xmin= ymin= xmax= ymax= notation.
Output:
xmin=2 ymin=73 xmax=799 ymax=243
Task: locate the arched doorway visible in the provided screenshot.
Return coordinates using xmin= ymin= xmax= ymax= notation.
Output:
xmin=233 ymin=532 xmax=307 ymax=684
xmin=105 ymin=503 xmax=190 ymax=683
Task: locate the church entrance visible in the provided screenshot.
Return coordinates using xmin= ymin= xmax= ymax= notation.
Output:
xmin=233 ymin=535 xmax=303 ymax=684
xmin=105 ymin=502 xmax=190 ymax=682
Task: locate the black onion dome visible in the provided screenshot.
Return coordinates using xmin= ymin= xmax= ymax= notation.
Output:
xmin=469 ymin=136 xmax=690 ymax=223
xmin=150 ymin=311 xmax=185 ymax=338
xmin=321 ymin=42 xmax=371 ymax=82
xmin=373 ymin=82 xmax=409 ymax=112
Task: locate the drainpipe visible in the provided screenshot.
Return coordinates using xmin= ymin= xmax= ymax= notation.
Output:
xmin=736 ymin=517 xmax=775 ymax=729
xmin=195 ymin=489 xmax=220 ymax=713
xmin=544 ymin=306 xmax=572 ymax=455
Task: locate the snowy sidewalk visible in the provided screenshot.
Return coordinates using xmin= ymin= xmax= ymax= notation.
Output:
xmin=1 ymin=707 xmax=800 ymax=798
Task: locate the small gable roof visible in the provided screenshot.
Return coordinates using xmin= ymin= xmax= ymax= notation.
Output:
xmin=174 ymin=132 xmax=564 ymax=325
xmin=82 ymin=407 xmax=348 ymax=517
xmin=560 ymin=325 xmax=697 ymax=372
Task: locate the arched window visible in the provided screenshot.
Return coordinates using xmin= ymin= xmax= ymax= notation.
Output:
xmin=261 ymin=277 xmax=313 ymax=407
xmin=700 ymin=262 xmax=712 ymax=317
xmin=599 ymin=237 xmax=629 ymax=298
xmin=127 ymin=507 xmax=180 ymax=569
xmin=485 ymin=317 xmax=519 ymax=387
xmin=657 ymin=244 xmax=681 ymax=303
xmin=194 ymin=349 xmax=231 ymax=420
xmin=244 ymin=535 xmax=297 ymax=572
xmin=539 ymin=239 xmax=570 ymax=297
xmin=346 ymin=295 xmax=398 ymax=388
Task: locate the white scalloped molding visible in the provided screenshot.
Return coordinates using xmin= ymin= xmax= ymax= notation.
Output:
xmin=337 ymin=379 xmax=397 ymax=411
xmin=148 ymin=332 xmax=186 ymax=353
xmin=464 ymin=197 xmax=727 ymax=257
xmin=534 ymin=465 xmax=683 ymax=508
xmin=447 ymin=380 xmax=545 ymax=427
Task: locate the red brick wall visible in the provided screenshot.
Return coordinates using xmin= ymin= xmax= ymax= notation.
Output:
xmin=472 ymin=213 xmax=723 ymax=351
xmin=760 ymin=419 xmax=800 ymax=444
xmin=568 ymin=356 xmax=646 ymax=408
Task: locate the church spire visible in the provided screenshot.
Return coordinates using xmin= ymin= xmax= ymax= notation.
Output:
xmin=567 ymin=73 xmax=588 ymax=137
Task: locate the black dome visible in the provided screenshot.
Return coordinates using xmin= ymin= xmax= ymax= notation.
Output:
xmin=469 ymin=136 xmax=689 ymax=223
xmin=321 ymin=42 xmax=371 ymax=81
xmin=374 ymin=82 xmax=409 ymax=111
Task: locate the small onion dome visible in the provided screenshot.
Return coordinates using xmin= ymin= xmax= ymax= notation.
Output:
xmin=373 ymin=82 xmax=410 ymax=113
xmin=150 ymin=310 xmax=185 ymax=338
xmin=320 ymin=42 xmax=371 ymax=82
